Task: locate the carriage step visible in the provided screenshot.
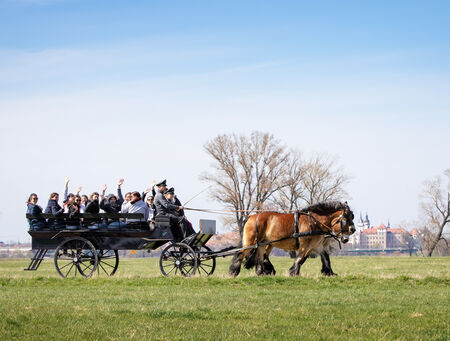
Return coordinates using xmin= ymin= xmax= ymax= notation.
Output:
xmin=24 ymin=249 xmax=48 ymax=271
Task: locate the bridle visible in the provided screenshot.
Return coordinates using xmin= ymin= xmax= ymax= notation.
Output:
xmin=303 ymin=208 xmax=354 ymax=247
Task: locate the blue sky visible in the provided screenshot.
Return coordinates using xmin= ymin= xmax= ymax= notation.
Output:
xmin=0 ymin=0 xmax=449 ymax=241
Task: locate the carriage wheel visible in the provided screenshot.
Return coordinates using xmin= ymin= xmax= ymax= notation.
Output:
xmin=96 ymin=249 xmax=119 ymax=276
xmin=54 ymin=237 xmax=98 ymax=278
xmin=159 ymin=242 xmax=197 ymax=277
xmin=195 ymin=245 xmax=216 ymax=277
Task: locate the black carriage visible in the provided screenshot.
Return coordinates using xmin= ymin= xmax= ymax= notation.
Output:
xmin=26 ymin=213 xmax=217 ymax=278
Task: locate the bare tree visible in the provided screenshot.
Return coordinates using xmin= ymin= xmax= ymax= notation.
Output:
xmin=269 ymin=150 xmax=306 ymax=211
xmin=420 ymin=169 xmax=450 ymax=257
xmin=201 ymin=132 xmax=290 ymax=234
xmin=272 ymin=152 xmax=351 ymax=210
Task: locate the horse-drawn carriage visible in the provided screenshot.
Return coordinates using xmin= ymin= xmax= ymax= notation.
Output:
xmin=26 ymin=213 xmax=217 ymax=278
xmin=26 ymin=201 xmax=356 ymax=278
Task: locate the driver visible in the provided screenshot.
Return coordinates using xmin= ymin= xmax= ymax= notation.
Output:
xmin=153 ymin=180 xmax=185 ymax=242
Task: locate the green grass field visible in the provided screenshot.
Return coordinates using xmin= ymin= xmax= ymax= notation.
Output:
xmin=1 ymin=256 xmax=449 ymax=340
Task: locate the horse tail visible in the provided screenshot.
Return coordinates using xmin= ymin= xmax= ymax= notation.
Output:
xmin=243 ymin=248 xmax=257 ymax=269
xmin=243 ymin=214 xmax=260 ymax=269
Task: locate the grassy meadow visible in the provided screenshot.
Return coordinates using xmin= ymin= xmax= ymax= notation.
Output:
xmin=0 ymin=256 xmax=449 ymax=340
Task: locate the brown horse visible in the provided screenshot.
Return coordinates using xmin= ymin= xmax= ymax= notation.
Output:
xmin=229 ymin=201 xmax=355 ymax=277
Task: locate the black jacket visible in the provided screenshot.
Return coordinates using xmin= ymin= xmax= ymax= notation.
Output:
xmin=84 ymin=200 xmax=100 ymax=224
xmin=66 ymin=204 xmax=80 ymax=226
xmin=85 ymin=200 xmax=99 ymax=213
xmin=100 ymin=198 xmax=121 ymax=213
xmin=27 ymin=204 xmax=45 ymax=227
xmin=44 ymin=199 xmax=64 ymax=225
xmin=173 ymin=196 xmax=184 ymax=216
xmin=44 ymin=199 xmax=63 ymax=215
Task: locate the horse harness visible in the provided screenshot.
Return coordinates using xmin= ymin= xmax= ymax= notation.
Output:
xmin=253 ymin=210 xmax=348 ymax=250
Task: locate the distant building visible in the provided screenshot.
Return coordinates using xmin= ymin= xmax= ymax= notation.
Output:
xmin=349 ymin=213 xmax=411 ymax=249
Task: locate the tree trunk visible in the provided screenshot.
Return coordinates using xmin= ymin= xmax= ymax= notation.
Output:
xmin=424 ymin=214 xmax=449 ymax=257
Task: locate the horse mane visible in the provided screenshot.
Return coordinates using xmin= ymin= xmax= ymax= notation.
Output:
xmin=299 ymin=201 xmax=347 ymax=215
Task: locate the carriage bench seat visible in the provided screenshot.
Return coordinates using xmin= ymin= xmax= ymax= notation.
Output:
xmin=154 ymin=216 xmax=171 ymax=228
xmin=26 ymin=213 xmax=147 ymax=230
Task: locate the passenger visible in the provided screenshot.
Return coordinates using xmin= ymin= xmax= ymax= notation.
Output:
xmin=121 ymin=191 xmax=149 ymax=228
xmin=66 ymin=196 xmax=81 ymax=230
xmin=63 ymin=177 xmax=81 ymax=205
xmin=121 ymin=192 xmax=132 ymax=212
xmin=100 ymin=181 xmax=126 ymax=229
xmin=75 ymin=194 xmax=85 ymax=213
xmin=26 ymin=193 xmax=47 ymax=230
xmin=151 ymin=180 xmax=158 ymax=216
xmin=100 ymin=181 xmax=124 ymax=213
xmin=142 ymin=184 xmax=155 ymax=221
xmin=153 ymin=180 xmax=185 ymax=241
xmin=85 ymin=192 xmax=100 ymax=213
xmin=44 ymin=192 xmax=64 ymax=230
xmin=84 ymin=192 xmax=104 ymax=229
xmin=144 ymin=194 xmax=155 ymax=222
xmin=80 ymin=195 xmax=88 ymax=213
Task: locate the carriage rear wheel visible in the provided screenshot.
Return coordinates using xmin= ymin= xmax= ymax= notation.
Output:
xmin=195 ymin=245 xmax=216 ymax=276
xmin=159 ymin=242 xmax=197 ymax=277
xmin=54 ymin=237 xmax=98 ymax=278
xmin=96 ymin=249 xmax=119 ymax=276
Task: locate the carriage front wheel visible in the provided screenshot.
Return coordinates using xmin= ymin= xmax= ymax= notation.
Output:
xmin=54 ymin=237 xmax=98 ymax=278
xmin=195 ymin=245 xmax=216 ymax=277
xmin=159 ymin=242 xmax=197 ymax=277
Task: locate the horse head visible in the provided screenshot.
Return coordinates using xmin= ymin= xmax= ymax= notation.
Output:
xmin=331 ymin=201 xmax=355 ymax=244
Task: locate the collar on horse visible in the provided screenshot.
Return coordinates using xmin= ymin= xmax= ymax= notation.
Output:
xmin=293 ymin=210 xmax=346 ymax=249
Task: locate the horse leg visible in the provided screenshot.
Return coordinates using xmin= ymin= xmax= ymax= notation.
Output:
xmin=229 ymin=251 xmax=244 ymax=277
xmin=255 ymin=246 xmax=266 ymax=276
xmin=230 ymin=245 xmax=255 ymax=277
xmin=230 ymin=220 xmax=258 ymax=277
xmin=262 ymin=245 xmax=276 ymax=276
xmin=320 ymin=251 xmax=337 ymax=276
xmin=289 ymin=252 xmax=310 ymax=277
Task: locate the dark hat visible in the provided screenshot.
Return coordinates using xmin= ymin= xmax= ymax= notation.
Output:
xmin=165 ymin=187 xmax=175 ymax=194
xmin=156 ymin=180 xmax=167 ymax=187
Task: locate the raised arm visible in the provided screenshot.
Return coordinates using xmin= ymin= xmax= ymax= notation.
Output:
xmin=63 ymin=177 xmax=70 ymax=202
xmin=151 ymin=180 xmax=156 ymax=197
xmin=143 ymin=187 xmax=152 ymax=200
xmin=117 ymin=178 xmax=124 ymax=204
xmin=101 ymin=184 xmax=107 ymax=200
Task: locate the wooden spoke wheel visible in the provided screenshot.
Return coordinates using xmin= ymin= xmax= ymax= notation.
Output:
xmin=159 ymin=242 xmax=197 ymax=277
xmin=195 ymin=245 xmax=216 ymax=277
xmin=96 ymin=249 xmax=119 ymax=276
xmin=54 ymin=237 xmax=98 ymax=278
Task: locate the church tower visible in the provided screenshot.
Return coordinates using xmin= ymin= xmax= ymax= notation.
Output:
xmin=364 ymin=212 xmax=370 ymax=230
xmin=357 ymin=212 xmax=365 ymax=232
